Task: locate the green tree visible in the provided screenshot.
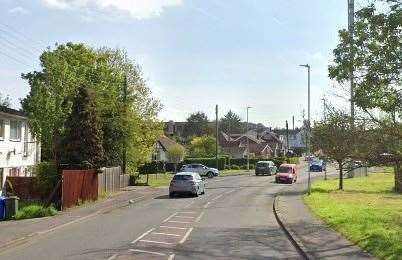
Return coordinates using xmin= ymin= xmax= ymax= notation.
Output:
xmin=312 ymin=110 xmax=359 ymax=190
xmin=329 ymin=0 xmax=402 ymax=192
xmin=220 ymin=110 xmax=242 ymax=134
xmin=189 ymin=135 xmax=217 ymax=157
xmin=167 ymin=144 xmax=186 ymax=172
xmin=63 ymin=86 xmax=105 ymax=168
xmin=184 ymin=112 xmax=211 ymax=137
xmin=0 ymin=93 xmax=11 ymax=107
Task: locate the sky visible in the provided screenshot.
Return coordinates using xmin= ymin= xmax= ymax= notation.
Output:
xmin=0 ymin=0 xmax=356 ymax=128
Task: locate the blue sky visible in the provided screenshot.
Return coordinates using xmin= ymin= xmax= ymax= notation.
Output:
xmin=0 ymin=0 xmax=353 ymax=128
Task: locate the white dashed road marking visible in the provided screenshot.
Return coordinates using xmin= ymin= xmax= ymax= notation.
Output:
xmin=179 ymin=227 xmax=194 ymax=244
xmin=131 ymin=228 xmax=155 ymax=244
xmin=129 ymin=249 xmax=167 ymax=256
xmin=152 ymin=232 xmax=181 ymax=237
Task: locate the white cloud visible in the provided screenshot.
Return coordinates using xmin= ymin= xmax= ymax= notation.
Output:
xmin=8 ymin=7 xmax=29 ymax=15
xmin=41 ymin=0 xmax=183 ymax=19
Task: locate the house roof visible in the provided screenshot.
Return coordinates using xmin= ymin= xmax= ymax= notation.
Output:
xmin=0 ymin=106 xmax=26 ymax=118
xmin=157 ymin=136 xmax=179 ymax=151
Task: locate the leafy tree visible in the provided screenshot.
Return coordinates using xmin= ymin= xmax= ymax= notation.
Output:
xmin=189 ymin=135 xmax=217 ymax=157
xmin=0 ymin=93 xmax=11 ymax=107
xmin=167 ymin=144 xmax=186 ymax=172
xmin=220 ymin=110 xmax=242 ymax=134
xmin=312 ymin=110 xmax=359 ymax=190
xmin=21 ymin=43 xmax=162 ymax=171
xmin=63 ymin=86 xmax=104 ymax=168
xmin=329 ymin=0 xmax=402 ymax=192
xmin=184 ymin=112 xmax=211 ymax=137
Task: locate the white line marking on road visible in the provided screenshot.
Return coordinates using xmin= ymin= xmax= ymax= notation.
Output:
xmin=180 ymin=227 xmax=194 ymax=244
xmin=168 ymin=254 xmax=175 ymax=260
xmin=152 ymin=232 xmax=181 ymax=237
xmin=178 ymin=211 xmax=196 ymax=214
xmin=184 ymin=200 xmax=195 ymax=208
xmin=173 ymin=215 xmax=195 ymax=219
xmin=203 ymin=202 xmax=211 ymax=208
xmin=129 ymin=249 xmax=167 ymax=256
xmin=211 ymin=194 xmax=223 ymax=201
xmin=159 ymin=226 xmax=187 ymax=230
xmin=168 ymin=220 xmax=192 ymax=224
xmin=139 ymin=239 xmax=174 ymax=245
xmin=195 ymin=212 xmax=205 ymax=223
xmin=131 ymin=228 xmax=155 ymax=244
xmin=107 ymin=254 xmax=118 ymax=260
xmin=162 ymin=212 xmax=178 ymax=223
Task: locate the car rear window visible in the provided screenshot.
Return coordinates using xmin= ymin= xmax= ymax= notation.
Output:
xmin=278 ymin=166 xmax=292 ymax=173
xmin=256 ymin=162 xmax=268 ymax=167
xmin=173 ymin=175 xmax=193 ymax=181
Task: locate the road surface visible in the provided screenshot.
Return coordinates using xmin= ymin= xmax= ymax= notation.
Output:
xmin=0 ymin=167 xmax=319 ymax=260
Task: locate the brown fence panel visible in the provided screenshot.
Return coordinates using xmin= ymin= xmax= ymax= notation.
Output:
xmin=62 ymin=169 xmax=98 ymax=210
xmin=5 ymin=176 xmax=40 ymax=200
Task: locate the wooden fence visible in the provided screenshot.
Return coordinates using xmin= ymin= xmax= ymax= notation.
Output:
xmin=62 ymin=169 xmax=98 ymax=210
xmin=98 ymin=167 xmax=130 ymax=194
xmin=5 ymin=176 xmax=40 ymax=200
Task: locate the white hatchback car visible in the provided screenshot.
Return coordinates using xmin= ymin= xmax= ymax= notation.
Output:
xmin=169 ymin=172 xmax=205 ymax=197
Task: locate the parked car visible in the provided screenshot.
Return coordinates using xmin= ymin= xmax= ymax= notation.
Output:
xmin=169 ymin=172 xmax=205 ymax=197
xmin=255 ymin=161 xmax=277 ymax=176
xmin=275 ymin=164 xmax=297 ymax=184
xmin=310 ymin=159 xmax=326 ymax=172
xmin=180 ymin=164 xmax=219 ymax=178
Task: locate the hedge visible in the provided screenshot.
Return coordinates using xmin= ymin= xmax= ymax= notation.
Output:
xmin=138 ymin=161 xmax=166 ymax=174
xmin=184 ymin=157 xmax=226 ymax=170
xmin=228 ymin=157 xmax=286 ymax=168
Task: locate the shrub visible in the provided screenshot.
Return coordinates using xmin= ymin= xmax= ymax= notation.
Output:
xmin=231 ymin=165 xmax=240 ymax=170
xmin=240 ymin=165 xmax=247 ymax=170
xmin=224 ymin=165 xmax=231 ymax=170
xmin=33 ymin=161 xmax=59 ymax=198
xmin=15 ymin=205 xmax=58 ymax=220
xmin=249 ymin=164 xmax=255 ymax=169
xmin=286 ymin=157 xmax=300 ymax=164
xmin=184 ymin=157 xmax=226 ymax=170
xmin=138 ymin=161 xmax=165 ymax=175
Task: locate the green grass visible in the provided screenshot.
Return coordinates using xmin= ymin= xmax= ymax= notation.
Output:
xmin=304 ymin=170 xmax=402 ymax=260
xmin=15 ymin=200 xmax=58 ymax=220
xmin=136 ymin=173 xmax=174 ymax=187
xmin=219 ymin=170 xmax=251 ymax=176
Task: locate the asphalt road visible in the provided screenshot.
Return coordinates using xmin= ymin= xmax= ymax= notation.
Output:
xmin=0 ymin=167 xmax=321 ymax=260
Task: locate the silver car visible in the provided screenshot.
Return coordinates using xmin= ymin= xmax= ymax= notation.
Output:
xmin=255 ymin=161 xmax=277 ymax=176
xmin=169 ymin=172 xmax=205 ymax=197
xmin=180 ymin=164 xmax=219 ymax=178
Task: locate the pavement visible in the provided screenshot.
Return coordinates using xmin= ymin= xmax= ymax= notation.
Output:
xmin=0 ymin=166 xmax=374 ymax=260
xmin=275 ymin=163 xmax=375 ymax=259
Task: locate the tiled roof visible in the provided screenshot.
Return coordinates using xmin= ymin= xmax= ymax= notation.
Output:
xmin=0 ymin=106 xmax=26 ymax=117
xmin=157 ymin=136 xmax=179 ymax=151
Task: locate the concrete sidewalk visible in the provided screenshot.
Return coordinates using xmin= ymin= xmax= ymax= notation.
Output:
xmin=275 ymin=170 xmax=374 ymax=259
xmin=0 ymin=186 xmax=161 ymax=251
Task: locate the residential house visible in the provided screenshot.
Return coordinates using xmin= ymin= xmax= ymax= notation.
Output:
xmin=152 ymin=136 xmax=181 ymax=162
xmin=273 ymin=127 xmax=307 ymax=152
xmin=0 ymin=106 xmax=40 ymax=191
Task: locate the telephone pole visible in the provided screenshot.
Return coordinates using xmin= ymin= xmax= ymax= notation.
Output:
xmin=286 ymin=120 xmax=289 ymax=153
xmin=122 ymin=75 xmax=128 ymax=174
xmin=246 ymin=106 xmax=251 ymax=171
xmin=348 ymin=0 xmax=355 ymax=123
xmin=216 ymin=105 xmax=219 ymax=170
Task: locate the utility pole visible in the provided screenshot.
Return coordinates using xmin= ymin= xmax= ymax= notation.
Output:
xmin=348 ymin=0 xmax=355 ymax=123
xmin=286 ymin=120 xmax=289 ymax=153
xmin=246 ymin=106 xmax=251 ymax=171
xmin=299 ymin=64 xmax=311 ymax=195
xmin=292 ymin=116 xmax=295 ymax=131
xmin=215 ymin=105 xmax=219 ymax=170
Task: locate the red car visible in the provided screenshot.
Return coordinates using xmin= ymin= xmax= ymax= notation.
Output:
xmin=275 ymin=164 xmax=297 ymax=184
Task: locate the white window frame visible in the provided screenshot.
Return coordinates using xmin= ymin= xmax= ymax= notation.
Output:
xmin=10 ymin=120 xmax=21 ymax=141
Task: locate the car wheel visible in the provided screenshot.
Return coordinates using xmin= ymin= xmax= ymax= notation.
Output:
xmin=169 ymin=192 xmax=174 ymax=198
xmin=275 ymin=178 xmax=279 ymax=183
xmin=256 ymin=173 xmax=259 ymax=176
xmin=207 ymin=172 xmax=214 ymax=178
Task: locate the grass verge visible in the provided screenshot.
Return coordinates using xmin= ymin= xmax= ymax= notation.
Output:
xmin=136 ymin=173 xmax=173 ymax=187
xmin=304 ymin=169 xmax=402 ymax=259
xmin=219 ymin=170 xmax=251 ymax=177
xmin=15 ymin=200 xmax=58 ymax=220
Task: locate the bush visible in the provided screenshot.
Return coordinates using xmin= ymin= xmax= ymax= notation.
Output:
xmin=224 ymin=165 xmax=231 ymax=170
xmin=33 ymin=162 xmax=59 ymax=198
xmin=138 ymin=161 xmax=165 ymax=175
xmin=286 ymin=157 xmax=300 ymax=164
xmin=231 ymin=165 xmax=240 ymax=170
xmin=240 ymin=165 xmax=247 ymax=170
xmin=249 ymin=164 xmax=255 ymax=169
xmin=15 ymin=204 xmax=58 ymax=220
xmin=184 ymin=157 xmax=226 ymax=170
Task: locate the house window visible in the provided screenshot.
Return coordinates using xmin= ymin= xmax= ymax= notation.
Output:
xmin=0 ymin=119 xmax=4 ymax=140
xmin=10 ymin=120 xmax=21 ymax=141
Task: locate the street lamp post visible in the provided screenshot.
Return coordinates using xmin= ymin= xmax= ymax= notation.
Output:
xmin=299 ymin=64 xmax=311 ymax=195
xmin=246 ymin=106 xmax=251 ymax=171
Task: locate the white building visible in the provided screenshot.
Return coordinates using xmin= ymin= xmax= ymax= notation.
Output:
xmin=0 ymin=106 xmax=40 ymax=191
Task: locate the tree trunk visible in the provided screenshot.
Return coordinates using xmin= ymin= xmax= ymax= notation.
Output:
xmin=338 ymin=161 xmax=343 ymax=190
xmin=395 ymin=162 xmax=402 ymax=193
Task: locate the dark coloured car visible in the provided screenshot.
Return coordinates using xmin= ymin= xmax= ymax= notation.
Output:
xmin=255 ymin=161 xmax=277 ymax=176
xmin=310 ymin=160 xmax=326 ymax=172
